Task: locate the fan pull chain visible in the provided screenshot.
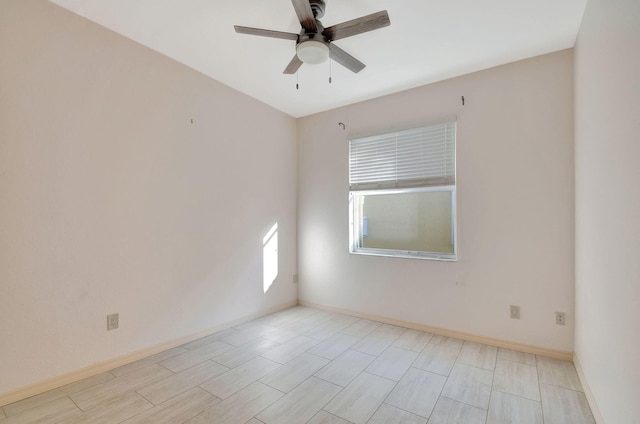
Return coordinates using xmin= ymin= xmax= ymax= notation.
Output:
xmin=329 ymin=59 xmax=332 ymax=84
xmin=296 ymin=72 xmax=299 ymax=90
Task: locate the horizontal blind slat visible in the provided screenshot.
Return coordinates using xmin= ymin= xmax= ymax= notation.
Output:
xmin=349 ymin=121 xmax=456 ymax=190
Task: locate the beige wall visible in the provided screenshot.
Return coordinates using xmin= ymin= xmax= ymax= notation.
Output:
xmin=574 ymin=0 xmax=640 ymax=422
xmin=298 ymin=50 xmax=575 ymax=351
xmin=0 ymin=0 xmax=297 ymax=395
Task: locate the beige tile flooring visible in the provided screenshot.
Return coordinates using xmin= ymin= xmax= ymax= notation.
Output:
xmin=0 ymin=306 xmax=596 ymax=424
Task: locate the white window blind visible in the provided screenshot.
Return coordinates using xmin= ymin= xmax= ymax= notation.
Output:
xmin=349 ymin=120 xmax=456 ymax=190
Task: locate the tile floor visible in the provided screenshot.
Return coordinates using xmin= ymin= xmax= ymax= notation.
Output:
xmin=0 ymin=306 xmax=596 ymax=424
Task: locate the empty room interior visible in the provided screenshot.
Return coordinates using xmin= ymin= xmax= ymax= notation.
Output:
xmin=0 ymin=0 xmax=638 ymax=423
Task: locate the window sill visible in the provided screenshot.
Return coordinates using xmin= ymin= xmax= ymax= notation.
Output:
xmin=349 ymin=249 xmax=457 ymax=262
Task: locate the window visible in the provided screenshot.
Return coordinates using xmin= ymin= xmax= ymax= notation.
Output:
xmin=348 ymin=119 xmax=457 ymax=260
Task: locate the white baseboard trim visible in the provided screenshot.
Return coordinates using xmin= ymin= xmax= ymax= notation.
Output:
xmin=0 ymin=300 xmax=297 ymax=408
xmin=573 ymin=353 xmax=606 ymax=424
xmin=299 ymin=300 xmax=573 ymax=361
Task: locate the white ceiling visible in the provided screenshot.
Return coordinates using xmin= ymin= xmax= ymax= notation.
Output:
xmin=50 ymin=0 xmax=587 ymax=118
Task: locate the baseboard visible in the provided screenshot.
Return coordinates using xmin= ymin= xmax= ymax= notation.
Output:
xmin=573 ymin=353 xmax=606 ymax=424
xmin=299 ymin=300 xmax=573 ymax=361
xmin=0 ymin=300 xmax=297 ymax=408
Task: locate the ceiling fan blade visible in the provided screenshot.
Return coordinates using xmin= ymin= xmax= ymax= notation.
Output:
xmin=323 ymin=10 xmax=390 ymax=41
xmin=291 ymin=0 xmax=318 ymax=32
xmin=329 ymin=44 xmax=365 ymax=73
xmin=283 ymin=55 xmax=303 ymax=74
xmin=234 ymin=26 xmax=298 ymax=41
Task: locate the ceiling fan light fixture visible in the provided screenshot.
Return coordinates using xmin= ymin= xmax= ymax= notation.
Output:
xmin=296 ymin=40 xmax=330 ymax=64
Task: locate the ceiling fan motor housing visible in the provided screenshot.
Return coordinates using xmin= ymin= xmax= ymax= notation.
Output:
xmin=298 ymin=20 xmax=327 ymax=44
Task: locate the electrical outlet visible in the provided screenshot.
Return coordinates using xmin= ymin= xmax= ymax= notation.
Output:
xmin=510 ymin=305 xmax=520 ymax=319
xmin=107 ymin=313 xmax=119 ymax=331
xmin=555 ymin=312 xmax=566 ymax=325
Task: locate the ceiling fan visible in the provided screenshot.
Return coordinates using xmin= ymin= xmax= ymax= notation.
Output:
xmin=234 ymin=0 xmax=390 ymax=74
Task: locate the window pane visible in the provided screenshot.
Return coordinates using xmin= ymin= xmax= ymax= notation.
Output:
xmin=359 ymin=190 xmax=454 ymax=254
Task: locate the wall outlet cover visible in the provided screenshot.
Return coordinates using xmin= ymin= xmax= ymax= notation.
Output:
xmin=107 ymin=313 xmax=119 ymax=331
xmin=510 ymin=305 xmax=521 ymax=319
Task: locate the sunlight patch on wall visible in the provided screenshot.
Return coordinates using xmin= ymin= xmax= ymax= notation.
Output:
xmin=263 ymin=222 xmax=278 ymax=293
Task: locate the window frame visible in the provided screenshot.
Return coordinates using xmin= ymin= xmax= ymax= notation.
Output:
xmin=349 ymin=186 xmax=457 ymax=261
xmin=348 ymin=119 xmax=457 ymax=261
